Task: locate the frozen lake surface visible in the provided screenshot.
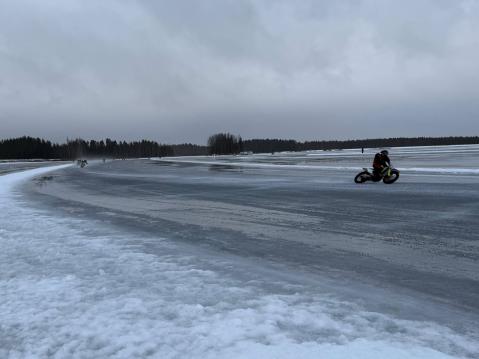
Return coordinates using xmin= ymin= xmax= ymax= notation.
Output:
xmin=1 ymin=145 xmax=479 ymax=358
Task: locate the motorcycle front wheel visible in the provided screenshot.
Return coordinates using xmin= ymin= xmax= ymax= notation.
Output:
xmin=383 ymin=169 xmax=400 ymax=184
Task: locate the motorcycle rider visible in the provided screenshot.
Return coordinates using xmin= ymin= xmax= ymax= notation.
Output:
xmin=373 ymin=150 xmax=391 ymax=179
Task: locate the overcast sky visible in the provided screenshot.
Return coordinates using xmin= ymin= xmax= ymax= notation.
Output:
xmin=1 ymin=0 xmax=478 ymax=144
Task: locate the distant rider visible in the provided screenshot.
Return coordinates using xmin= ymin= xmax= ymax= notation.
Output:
xmin=373 ymin=150 xmax=391 ymax=179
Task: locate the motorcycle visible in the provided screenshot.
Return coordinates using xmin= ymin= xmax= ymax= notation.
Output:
xmin=354 ymin=165 xmax=400 ymax=184
xmin=76 ymin=159 xmax=88 ymax=168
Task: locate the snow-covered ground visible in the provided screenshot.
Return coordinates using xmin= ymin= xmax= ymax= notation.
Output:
xmin=0 ymin=161 xmax=68 ymax=176
xmin=2 ymin=146 xmax=479 ymax=358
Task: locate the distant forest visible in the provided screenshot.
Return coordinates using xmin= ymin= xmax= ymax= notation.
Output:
xmin=1 ymin=135 xmax=479 ymax=159
xmin=242 ymin=136 xmax=479 ymax=153
xmin=0 ymin=137 xmax=206 ymax=160
xmin=208 ymin=133 xmax=243 ymax=155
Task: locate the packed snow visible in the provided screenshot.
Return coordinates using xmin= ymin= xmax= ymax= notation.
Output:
xmin=1 ymin=153 xmax=478 ymax=358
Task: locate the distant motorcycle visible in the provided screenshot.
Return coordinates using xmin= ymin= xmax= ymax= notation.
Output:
xmin=76 ymin=159 xmax=88 ymax=168
xmin=354 ymin=165 xmax=400 ymax=184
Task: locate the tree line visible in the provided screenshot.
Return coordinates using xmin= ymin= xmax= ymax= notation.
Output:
xmin=207 ymin=133 xmax=243 ymax=155
xmin=1 ymin=135 xmax=478 ymax=159
xmin=0 ymin=136 xmax=206 ymax=160
xmin=242 ymin=136 xmax=479 ymax=153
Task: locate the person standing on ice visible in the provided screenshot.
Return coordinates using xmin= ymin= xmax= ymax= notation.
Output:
xmin=372 ymin=150 xmax=391 ymax=179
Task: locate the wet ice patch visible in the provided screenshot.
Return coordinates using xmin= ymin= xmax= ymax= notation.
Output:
xmin=0 ymin=167 xmax=477 ymax=358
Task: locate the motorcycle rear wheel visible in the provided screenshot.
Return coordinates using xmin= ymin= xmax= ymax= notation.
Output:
xmin=354 ymin=171 xmax=370 ymax=183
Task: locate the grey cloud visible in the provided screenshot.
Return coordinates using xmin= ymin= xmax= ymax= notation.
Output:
xmin=0 ymin=0 xmax=478 ymax=143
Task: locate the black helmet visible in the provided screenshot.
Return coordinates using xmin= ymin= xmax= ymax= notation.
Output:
xmin=380 ymin=150 xmax=389 ymax=156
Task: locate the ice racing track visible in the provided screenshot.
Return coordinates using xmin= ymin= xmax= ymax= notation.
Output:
xmin=2 ymin=146 xmax=479 ymax=358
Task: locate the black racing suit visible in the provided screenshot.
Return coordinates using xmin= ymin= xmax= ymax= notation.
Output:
xmin=372 ymin=153 xmax=391 ymax=179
